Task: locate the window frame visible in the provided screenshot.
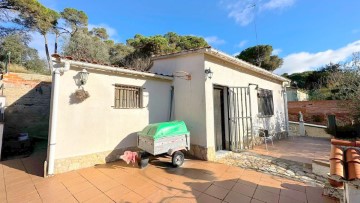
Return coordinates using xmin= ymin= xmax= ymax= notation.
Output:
xmin=257 ymin=88 xmax=274 ymax=117
xmin=114 ymin=84 xmax=143 ymax=109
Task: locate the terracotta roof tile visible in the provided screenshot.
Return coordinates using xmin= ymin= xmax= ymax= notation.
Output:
xmin=330 ymin=145 xmax=343 ymax=160
xmin=329 ymin=139 xmax=360 ymax=187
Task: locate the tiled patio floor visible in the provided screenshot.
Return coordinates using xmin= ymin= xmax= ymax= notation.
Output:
xmin=0 ymin=154 xmax=337 ymax=203
xmin=251 ymin=136 xmax=331 ymax=164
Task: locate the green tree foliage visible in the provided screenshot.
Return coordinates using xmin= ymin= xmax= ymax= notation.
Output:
xmin=109 ymin=43 xmax=135 ymax=65
xmin=283 ymin=63 xmax=341 ymax=100
xmin=60 ymin=8 xmax=88 ymax=36
xmin=236 ymin=45 xmax=283 ymax=71
xmin=127 ymin=32 xmax=208 ymax=57
xmin=90 ymin=27 xmax=109 ymax=40
xmin=62 ymin=29 xmax=110 ymax=63
xmin=2 ymin=0 xmax=60 ymax=69
xmin=0 ymin=33 xmax=46 ymax=73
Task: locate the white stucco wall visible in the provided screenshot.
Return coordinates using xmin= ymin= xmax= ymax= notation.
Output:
xmin=151 ymin=53 xmax=287 ymax=151
xmin=55 ymin=67 xmax=172 ymax=159
xmin=204 ymin=55 xmax=287 ymax=149
xmin=151 ymin=54 xmax=207 ymax=147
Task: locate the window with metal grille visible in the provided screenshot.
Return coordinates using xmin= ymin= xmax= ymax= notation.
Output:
xmin=114 ymin=85 xmax=142 ymax=109
xmin=257 ymin=88 xmax=274 ymax=116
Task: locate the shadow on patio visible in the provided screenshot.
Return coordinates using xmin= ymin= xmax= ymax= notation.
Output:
xmin=0 ymin=154 xmax=338 ymax=202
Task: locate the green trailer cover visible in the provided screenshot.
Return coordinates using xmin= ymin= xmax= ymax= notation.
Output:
xmin=139 ymin=121 xmax=189 ymax=140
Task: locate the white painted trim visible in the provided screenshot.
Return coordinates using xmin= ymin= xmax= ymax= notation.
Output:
xmin=53 ymin=58 xmax=174 ymax=81
xmin=289 ymin=121 xmax=327 ymax=129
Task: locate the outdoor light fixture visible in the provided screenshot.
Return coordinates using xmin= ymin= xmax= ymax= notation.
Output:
xmin=205 ymin=68 xmax=213 ymax=79
xmin=249 ymin=83 xmax=259 ymax=90
xmin=79 ymin=69 xmax=89 ymax=85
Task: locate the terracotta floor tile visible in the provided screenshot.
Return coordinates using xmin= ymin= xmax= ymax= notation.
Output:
xmin=250 ymin=198 xmax=265 ymax=203
xmin=281 ymin=182 xmax=306 ymax=193
xmin=213 ymin=179 xmax=236 ymax=190
xmin=231 ymin=182 xmax=256 ymax=197
xmin=224 ymin=190 xmax=252 ymax=203
xmin=42 ymin=194 xmax=78 ymax=203
xmin=134 ymin=182 xmax=160 ymax=198
xmin=146 ymin=189 xmax=173 ymax=203
xmin=73 ymin=186 xmax=103 ymax=202
xmin=253 ymin=188 xmax=280 ymax=203
xmin=166 ymin=196 xmax=197 ymax=203
xmin=66 ymin=180 xmax=94 ymax=194
xmin=257 ymin=184 xmax=280 ymax=195
xmin=188 ymin=181 xmax=212 ymax=192
xmin=204 ymin=184 xmax=229 ymax=200
xmin=39 ymin=188 xmax=72 ymax=201
xmin=306 ymin=191 xmax=337 ymax=203
xmin=84 ymin=193 xmax=114 ymax=203
xmin=94 ymin=179 xmax=120 ymax=192
xmin=279 ymin=194 xmax=305 ymax=203
xmin=281 ymin=188 xmax=307 ymax=202
xmin=105 ymin=184 xmax=131 ymax=202
xmin=175 ymin=189 xmax=202 ymax=198
xmin=196 ymin=193 xmax=222 ymax=203
xmin=120 ymin=191 xmax=144 ymax=203
xmin=7 ymin=190 xmax=40 ymax=203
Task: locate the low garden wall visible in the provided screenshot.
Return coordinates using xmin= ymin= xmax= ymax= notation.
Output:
xmin=289 ymin=121 xmax=332 ymax=138
xmin=288 ymin=100 xmax=352 ymax=126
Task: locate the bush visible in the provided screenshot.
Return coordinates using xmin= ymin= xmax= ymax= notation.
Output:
xmin=327 ymin=124 xmax=360 ymax=139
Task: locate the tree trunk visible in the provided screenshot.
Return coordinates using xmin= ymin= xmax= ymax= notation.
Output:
xmin=54 ymin=33 xmax=58 ymax=54
xmin=43 ymin=34 xmax=53 ymax=73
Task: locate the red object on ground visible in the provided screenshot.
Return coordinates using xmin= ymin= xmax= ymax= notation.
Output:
xmin=120 ymin=151 xmax=138 ymax=164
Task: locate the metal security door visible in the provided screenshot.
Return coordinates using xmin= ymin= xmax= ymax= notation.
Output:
xmin=228 ymin=87 xmax=253 ymax=151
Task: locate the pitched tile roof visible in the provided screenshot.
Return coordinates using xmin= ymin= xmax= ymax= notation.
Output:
xmin=328 ymin=139 xmax=360 ymax=188
xmin=51 ymin=54 xmax=173 ymax=78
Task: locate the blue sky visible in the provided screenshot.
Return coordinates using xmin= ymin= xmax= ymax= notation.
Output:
xmin=32 ymin=0 xmax=360 ymax=74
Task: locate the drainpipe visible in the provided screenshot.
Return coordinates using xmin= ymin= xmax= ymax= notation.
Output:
xmin=47 ymin=61 xmax=70 ymax=176
xmin=282 ymin=82 xmax=290 ymax=134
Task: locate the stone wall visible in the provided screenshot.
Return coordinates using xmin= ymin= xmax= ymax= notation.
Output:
xmin=288 ymin=100 xmax=352 ymax=126
xmin=2 ymin=72 xmax=52 ymax=139
xmin=54 ymin=146 xmax=138 ymax=174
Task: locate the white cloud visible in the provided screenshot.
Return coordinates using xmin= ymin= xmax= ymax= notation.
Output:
xmin=88 ymin=23 xmax=119 ymax=39
xmin=237 ymin=40 xmax=248 ymax=48
xmin=204 ymin=36 xmax=226 ymax=46
xmin=275 ymin=40 xmax=360 ymax=74
xmin=261 ymin=0 xmax=296 ymax=11
xmin=221 ymin=0 xmax=296 ymax=26
xmin=272 ymin=48 xmax=282 ymax=55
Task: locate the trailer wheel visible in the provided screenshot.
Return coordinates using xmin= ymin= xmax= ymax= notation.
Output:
xmin=138 ymin=151 xmax=149 ymax=169
xmin=172 ymin=151 xmax=184 ymax=167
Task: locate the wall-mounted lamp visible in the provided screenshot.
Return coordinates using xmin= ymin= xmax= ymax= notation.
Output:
xmin=248 ymin=83 xmax=259 ymax=90
xmin=205 ymin=68 xmax=213 ymax=79
xmin=79 ymin=69 xmax=89 ymax=85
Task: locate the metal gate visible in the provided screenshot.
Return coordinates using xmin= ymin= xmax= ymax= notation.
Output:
xmin=228 ymin=87 xmax=253 ymax=151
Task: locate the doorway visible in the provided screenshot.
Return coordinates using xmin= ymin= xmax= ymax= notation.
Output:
xmin=213 ymin=86 xmax=226 ymax=151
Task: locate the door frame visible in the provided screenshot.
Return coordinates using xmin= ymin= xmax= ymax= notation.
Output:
xmin=213 ymin=85 xmax=229 ymax=151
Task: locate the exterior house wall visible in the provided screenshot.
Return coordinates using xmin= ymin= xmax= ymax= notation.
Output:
xmin=286 ymin=88 xmax=308 ymax=101
xmin=204 ymin=55 xmax=287 ymax=157
xmin=150 ymin=54 xmax=210 ymax=159
xmin=53 ymin=66 xmax=172 ymax=173
xmin=151 ymin=54 xmax=287 ymax=161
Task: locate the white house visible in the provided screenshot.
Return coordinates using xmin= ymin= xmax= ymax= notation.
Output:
xmin=286 ymin=87 xmax=309 ymax=101
xmin=47 ymin=47 xmax=290 ymax=175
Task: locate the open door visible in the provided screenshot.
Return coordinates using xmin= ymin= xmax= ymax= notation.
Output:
xmin=213 ymin=86 xmax=226 ymax=151
xmin=228 ymin=87 xmax=253 ymax=151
